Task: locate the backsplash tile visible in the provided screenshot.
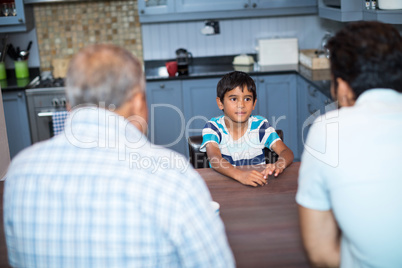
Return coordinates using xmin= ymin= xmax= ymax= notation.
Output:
xmin=34 ymin=0 xmax=142 ymax=71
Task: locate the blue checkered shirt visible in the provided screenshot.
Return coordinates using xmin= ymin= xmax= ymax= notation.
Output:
xmin=4 ymin=107 xmax=235 ymax=268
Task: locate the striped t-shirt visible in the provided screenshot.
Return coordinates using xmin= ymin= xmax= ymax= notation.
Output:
xmin=200 ymin=115 xmax=280 ymax=166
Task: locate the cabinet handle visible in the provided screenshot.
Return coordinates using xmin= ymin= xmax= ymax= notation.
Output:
xmin=18 ymin=93 xmax=22 ymax=97
xmin=259 ymin=79 xmax=265 ymax=83
xmin=252 ymin=3 xmax=257 ymax=8
xmin=140 ymin=9 xmax=145 ymax=14
xmin=308 ymin=86 xmax=317 ymax=97
xmin=244 ymin=3 xmax=249 ymax=8
xmin=308 ymin=104 xmax=318 ymax=115
xmin=18 ymin=18 xmax=23 ymax=23
xmin=160 ymin=84 xmax=165 ymax=89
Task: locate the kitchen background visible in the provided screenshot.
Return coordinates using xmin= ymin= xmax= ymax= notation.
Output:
xmin=3 ymin=0 xmax=402 ymax=70
xmin=5 ymin=0 xmax=398 ymax=72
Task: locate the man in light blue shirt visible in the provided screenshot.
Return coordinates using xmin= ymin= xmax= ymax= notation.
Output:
xmin=296 ymin=21 xmax=402 ymax=267
xmin=3 ymin=44 xmax=235 ymax=268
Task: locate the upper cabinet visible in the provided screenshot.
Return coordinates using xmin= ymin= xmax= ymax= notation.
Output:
xmin=138 ymin=0 xmax=317 ymax=23
xmin=0 ymin=0 xmax=33 ymax=33
xmin=318 ymin=0 xmax=402 ymax=24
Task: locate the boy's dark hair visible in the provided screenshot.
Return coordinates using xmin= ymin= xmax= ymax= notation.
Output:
xmin=217 ymin=71 xmax=257 ymax=103
xmin=326 ymin=21 xmax=402 ymax=99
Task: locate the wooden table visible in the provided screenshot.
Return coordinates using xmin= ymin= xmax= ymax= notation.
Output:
xmin=196 ymin=162 xmax=309 ymax=268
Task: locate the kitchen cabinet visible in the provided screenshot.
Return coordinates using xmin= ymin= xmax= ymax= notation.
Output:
xmin=182 ymin=77 xmax=222 ymax=143
xmin=146 ymin=73 xmax=332 ymax=160
xmin=0 ymin=0 xmax=34 ymax=33
xmin=297 ymin=76 xmax=336 ymax=159
xmin=2 ymin=90 xmax=31 ymax=158
xmin=318 ymin=0 xmax=402 ymax=24
xmin=176 ymin=0 xmax=317 ymax=12
xmin=137 ymin=0 xmax=174 ymax=15
xmin=138 ymin=0 xmax=317 ymax=23
xmin=256 ymin=74 xmax=299 ymax=160
xmin=145 ymin=80 xmax=187 ymax=155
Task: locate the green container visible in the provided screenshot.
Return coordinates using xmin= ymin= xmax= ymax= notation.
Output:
xmin=0 ymin=62 xmax=6 ymax=80
xmin=14 ymin=60 xmax=29 ymax=79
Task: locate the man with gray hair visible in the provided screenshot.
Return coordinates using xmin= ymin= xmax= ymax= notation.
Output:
xmin=3 ymin=44 xmax=234 ymax=267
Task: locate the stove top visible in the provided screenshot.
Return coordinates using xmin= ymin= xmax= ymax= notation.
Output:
xmin=33 ymin=78 xmax=65 ymax=88
xmin=28 ymin=77 xmax=65 ymax=89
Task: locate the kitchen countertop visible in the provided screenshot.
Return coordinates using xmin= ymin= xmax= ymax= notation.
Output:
xmin=0 ymin=68 xmax=40 ymax=92
xmin=145 ymin=55 xmax=332 ymax=98
xmin=0 ymin=57 xmax=332 ymax=98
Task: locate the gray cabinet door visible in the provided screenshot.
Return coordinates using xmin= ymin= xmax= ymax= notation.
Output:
xmin=146 ymin=80 xmax=186 ymax=156
xmin=255 ymin=0 xmax=316 ymax=9
xmin=2 ymin=90 xmax=32 ymax=158
xmin=297 ymin=76 xmax=336 ymax=160
xmin=256 ymin=74 xmax=299 ymax=160
xmin=176 ymin=0 xmax=245 ymax=12
xmin=0 ymin=0 xmax=33 ymax=33
xmin=137 ymin=0 xmax=175 ymax=15
xmin=182 ymin=78 xmax=222 ymax=156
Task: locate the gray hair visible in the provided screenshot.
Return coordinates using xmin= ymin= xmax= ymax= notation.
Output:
xmin=65 ymin=44 xmax=145 ymax=109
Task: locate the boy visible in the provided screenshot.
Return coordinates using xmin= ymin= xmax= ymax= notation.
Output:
xmin=200 ymin=71 xmax=294 ymax=187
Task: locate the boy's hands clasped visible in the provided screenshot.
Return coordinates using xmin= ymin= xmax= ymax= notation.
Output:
xmin=236 ymin=170 xmax=267 ymax=187
xmin=262 ymin=160 xmax=286 ymax=178
xmin=236 ymin=161 xmax=285 ymax=187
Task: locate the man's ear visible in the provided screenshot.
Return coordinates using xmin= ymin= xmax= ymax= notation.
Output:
xmin=129 ymin=90 xmax=148 ymax=134
xmin=336 ymin=78 xmax=356 ymax=107
xmin=216 ymin=97 xmax=224 ymax=110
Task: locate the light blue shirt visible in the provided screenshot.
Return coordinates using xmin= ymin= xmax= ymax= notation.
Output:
xmin=296 ymin=89 xmax=402 ymax=268
xmin=4 ymin=107 xmax=235 ymax=268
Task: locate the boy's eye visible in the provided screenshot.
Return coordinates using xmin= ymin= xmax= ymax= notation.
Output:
xmin=230 ymin=98 xmax=237 ymax=101
xmin=245 ymin=97 xmax=252 ymax=101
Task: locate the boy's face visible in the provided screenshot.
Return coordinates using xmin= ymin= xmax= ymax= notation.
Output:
xmin=216 ymin=86 xmax=256 ymax=124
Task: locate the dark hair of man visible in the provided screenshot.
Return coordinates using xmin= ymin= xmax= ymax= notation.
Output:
xmin=326 ymin=21 xmax=402 ymax=99
xmin=217 ymin=71 xmax=257 ymax=103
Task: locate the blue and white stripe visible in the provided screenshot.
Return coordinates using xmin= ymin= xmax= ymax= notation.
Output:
xmin=200 ymin=115 xmax=280 ymax=166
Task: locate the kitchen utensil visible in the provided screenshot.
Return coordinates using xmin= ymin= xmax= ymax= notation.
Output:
xmin=233 ymin=54 xmax=255 ymax=65
xmin=14 ymin=60 xmax=29 ymax=78
xmin=0 ymin=62 xmax=6 ymax=80
xmin=175 ymin=48 xmax=192 ymax=75
xmin=20 ymin=50 xmax=29 ymax=61
xmin=1 ymin=35 xmax=8 ymax=62
xmin=299 ymin=49 xmax=330 ymax=70
xmin=257 ymin=38 xmax=298 ymax=66
xmin=378 ymin=0 xmax=402 ymax=9
xmin=320 ymin=33 xmax=332 ymax=59
xmin=26 ymin=41 xmax=32 ymax=52
xmin=52 ymin=58 xmax=70 ymax=78
xmin=165 ymin=61 xmax=177 ymax=77
xmin=7 ymin=44 xmax=19 ymax=61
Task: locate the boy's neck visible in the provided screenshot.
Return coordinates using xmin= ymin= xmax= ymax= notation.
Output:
xmin=224 ymin=116 xmax=249 ymax=140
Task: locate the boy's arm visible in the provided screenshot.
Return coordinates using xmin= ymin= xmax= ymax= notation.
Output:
xmin=263 ymin=140 xmax=294 ymax=177
xmin=205 ymin=142 xmax=267 ymax=187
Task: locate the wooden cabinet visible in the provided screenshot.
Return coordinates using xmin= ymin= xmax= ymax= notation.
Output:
xmin=145 ymin=80 xmax=187 ymax=155
xmin=138 ymin=0 xmax=317 ymax=23
xmin=2 ymin=90 xmax=31 ymax=158
xmin=256 ymin=74 xmax=299 ymax=160
xmin=0 ymin=0 xmax=33 ymax=33
xmin=318 ymin=0 xmax=402 ymax=24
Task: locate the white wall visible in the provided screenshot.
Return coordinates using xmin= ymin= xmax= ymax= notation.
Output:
xmin=142 ymin=15 xmax=345 ymax=60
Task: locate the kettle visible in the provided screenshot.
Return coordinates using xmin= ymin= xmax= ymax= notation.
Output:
xmin=175 ymin=48 xmax=193 ymax=75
